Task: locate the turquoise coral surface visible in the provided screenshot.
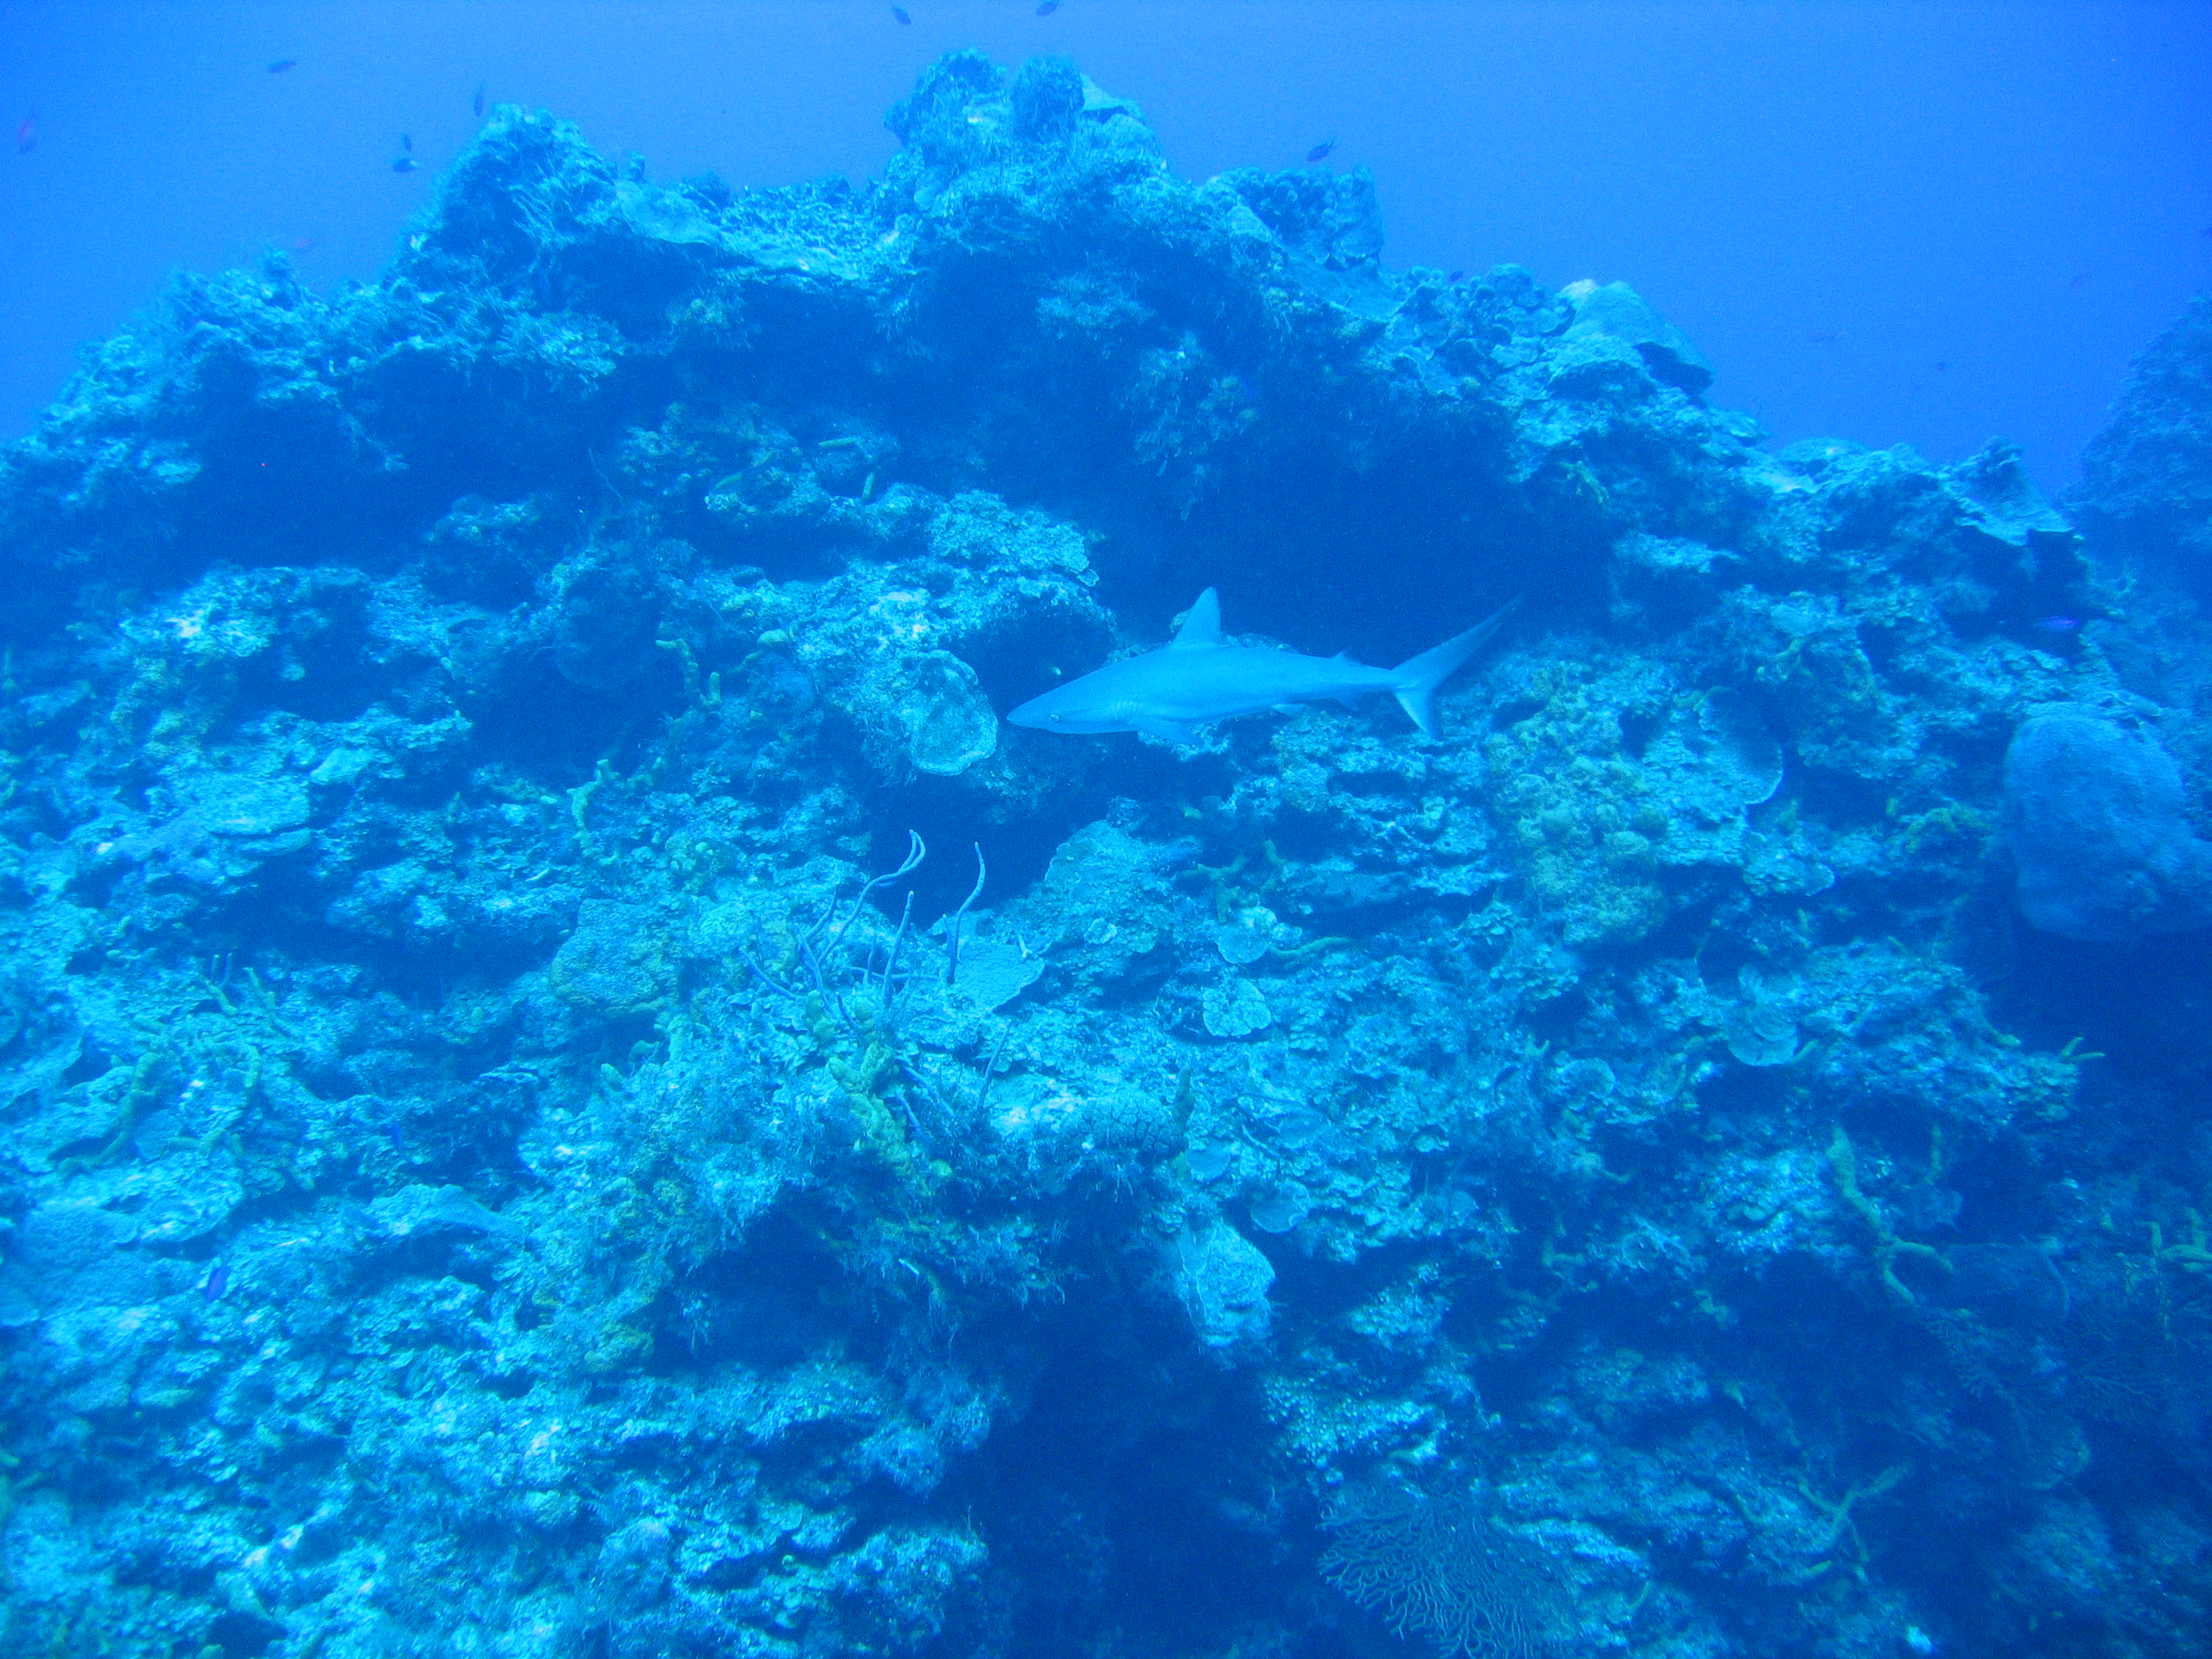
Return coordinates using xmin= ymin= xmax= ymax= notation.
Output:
xmin=3 ymin=49 xmax=2211 ymax=1659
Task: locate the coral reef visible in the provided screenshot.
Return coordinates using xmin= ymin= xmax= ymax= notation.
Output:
xmin=2072 ymin=294 xmax=2212 ymax=590
xmin=3 ymin=46 xmax=2211 ymax=1659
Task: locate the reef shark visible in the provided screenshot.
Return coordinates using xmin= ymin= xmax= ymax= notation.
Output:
xmin=1007 ymin=589 xmax=1511 ymax=745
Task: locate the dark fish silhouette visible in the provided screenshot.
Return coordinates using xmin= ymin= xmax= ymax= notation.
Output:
xmin=473 ymin=82 xmax=486 ymax=117
xmin=400 ymin=131 xmax=413 ymax=152
xmin=267 ymin=58 xmax=297 ymax=74
xmin=393 ymin=155 xmax=422 ymax=173
xmin=2036 ymin=615 xmax=2084 ymax=634
xmin=1036 ymin=0 xmax=1061 ymax=14
xmin=892 ymin=3 xmax=911 ymax=19
xmin=1446 ymin=269 xmax=1465 ymax=284
xmin=1305 ymin=139 xmax=1336 ymax=163
xmin=202 ymin=1262 xmax=230 ymax=1302
xmin=15 ymin=113 xmax=36 ymax=154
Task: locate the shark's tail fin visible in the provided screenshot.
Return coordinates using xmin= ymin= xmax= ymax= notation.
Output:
xmin=1391 ymin=598 xmax=1519 ymax=737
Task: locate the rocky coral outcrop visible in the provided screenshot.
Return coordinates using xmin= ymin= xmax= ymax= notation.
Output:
xmin=3 ymin=49 xmax=2210 ymax=1659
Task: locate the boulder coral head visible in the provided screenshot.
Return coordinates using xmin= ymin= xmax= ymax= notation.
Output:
xmin=2002 ymin=707 xmax=2212 ymax=941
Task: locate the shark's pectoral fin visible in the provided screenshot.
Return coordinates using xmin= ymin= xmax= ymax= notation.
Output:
xmin=1136 ymin=716 xmax=1206 ymax=745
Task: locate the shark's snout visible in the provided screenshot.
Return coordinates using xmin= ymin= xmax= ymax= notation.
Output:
xmin=1008 ymin=691 xmax=1111 ymax=733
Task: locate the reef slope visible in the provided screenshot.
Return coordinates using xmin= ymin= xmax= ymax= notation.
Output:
xmin=3 ymin=51 xmax=2209 ymax=1659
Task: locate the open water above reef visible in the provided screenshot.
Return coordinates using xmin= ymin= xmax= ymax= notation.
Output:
xmin=5 ymin=46 xmax=2212 ymax=1659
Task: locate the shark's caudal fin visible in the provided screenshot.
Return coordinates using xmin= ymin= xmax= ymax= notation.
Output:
xmin=1390 ymin=598 xmax=1519 ymax=737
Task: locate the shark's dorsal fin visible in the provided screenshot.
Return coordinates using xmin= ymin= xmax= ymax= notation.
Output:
xmin=1170 ymin=589 xmax=1224 ymax=649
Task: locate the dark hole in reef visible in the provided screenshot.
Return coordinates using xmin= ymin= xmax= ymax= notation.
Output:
xmin=692 ymin=1549 xmax=771 ymax=1592
xmin=660 ymin=1214 xmax=848 ymax=1371
xmin=963 ymin=602 xmax=1116 ymax=715
xmin=459 ymin=654 xmax=679 ymax=784
xmin=283 ymin=1508 xmax=354 ymax=1569
xmin=207 ymin=1609 xmax=285 ymax=1656
xmin=58 ymin=1043 xmax=113 ymax=1090
xmin=65 ymin=938 xmax=115 ymax=975
xmin=113 ymin=1536 xmax=218 ymax=1596
xmin=939 ymin=1283 xmax=1301 ymax=1653
xmin=366 ymin=1237 xmax=503 ymax=1291
xmin=840 ymin=800 xmax=1070 ymax=947
xmin=1491 ymin=696 xmax=1546 ymax=732
xmin=1618 ymin=702 xmax=1665 ymax=760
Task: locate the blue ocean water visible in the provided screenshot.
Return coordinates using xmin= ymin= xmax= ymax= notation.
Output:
xmin=2 ymin=7 xmax=2211 ymax=1657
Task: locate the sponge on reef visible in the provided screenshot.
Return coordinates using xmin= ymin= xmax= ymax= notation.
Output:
xmin=2002 ymin=707 xmax=2212 ymax=942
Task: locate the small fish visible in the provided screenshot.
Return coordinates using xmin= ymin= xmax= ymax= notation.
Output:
xmin=2035 ymin=615 xmax=2084 ymax=634
xmin=891 ymin=3 xmax=911 ymax=20
xmin=1446 ymin=269 xmax=1465 ymax=284
xmin=472 ymin=82 xmax=486 ymax=117
xmin=15 ymin=113 xmax=36 ymax=154
xmin=267 ymin=57 xmax=297 ymax=74
xmin=1035 ymin=0 xmax=1061 ymax=13
xmin=393 ymin=155 xmax=422 ymax=173
xmin=1305 ymin=138 xmax=1336 ymax=164
xmin=400 ymin=131 xmax=413 ymax=152
xmin=202 ymin=1262 xmax=230 ymax=1302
